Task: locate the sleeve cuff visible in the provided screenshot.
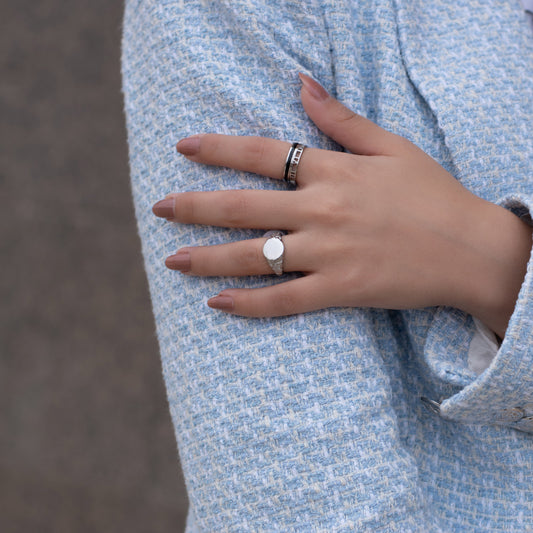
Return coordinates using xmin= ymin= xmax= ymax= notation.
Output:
xmin=436 ymin=193 xmax=533 ymax=433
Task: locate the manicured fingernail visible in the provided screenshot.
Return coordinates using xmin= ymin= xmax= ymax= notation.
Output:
xmin=152 ymin=198 xmax=175 ymax=218
xmin=298 ymin=72 xmax=329 ymax=101
xmin=176 ymin=136 xmax=201 ymax=156
xmin=165 ymin=251 xmax=191 ymax=272
xmin=207 ymin=295 xmax=234 ymax=311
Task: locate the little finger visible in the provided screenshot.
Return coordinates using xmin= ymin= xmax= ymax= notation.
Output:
xmin=207 ymin=275 xmax=328 ymax=317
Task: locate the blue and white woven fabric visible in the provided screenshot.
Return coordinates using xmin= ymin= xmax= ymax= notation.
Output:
xmin=121 ymin=1 xmax=533 ymax=531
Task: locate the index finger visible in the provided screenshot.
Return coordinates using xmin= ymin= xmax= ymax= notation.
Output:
xmin=176 ymin=134 xmax=319 ymax=185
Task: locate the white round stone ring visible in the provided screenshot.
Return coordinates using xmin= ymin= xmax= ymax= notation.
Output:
xmin=262 ymin=230 xmax=285 ymax=276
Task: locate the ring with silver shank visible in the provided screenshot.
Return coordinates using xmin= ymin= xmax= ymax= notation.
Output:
xmin=262 ymin=230 xmax=285 ymax=275
xmin=283 ymin=142 xmax=306 ymax=187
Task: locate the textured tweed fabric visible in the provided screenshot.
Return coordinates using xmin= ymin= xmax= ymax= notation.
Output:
xmin=121 ymin=1 xmax=533 ymax=531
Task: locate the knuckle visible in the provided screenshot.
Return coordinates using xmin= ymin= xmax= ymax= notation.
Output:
xmin=346 ymin=153 xmax=367 ymax=174
xmin=314 ymin=199 xmax=337 ymax=224
xmin=243 ymin=137 xmax=268 ymax=168
xmin=234 ymin=292 xmax=263 ymax=318
xmin=314 ymin=153 xmax=359 ymax=185
xmin=334 ymin=104 xmax=363 ymax=127
xmin=187 ymin=248 xmax=208 ymax=275
xmin=312 ymin=196 xmax=350 ymax=227
xmin=200 ymin=133 xmax=221 ymax=155
xmin=221 ymin=192 xmax=250 ymax=227
xmin=345 ymin=256 xmax=381 ymax=304
xmin=314 ymin=152 xmax=341 ymax=176
xmin=174 ymin=192 xmax=196 ymax=223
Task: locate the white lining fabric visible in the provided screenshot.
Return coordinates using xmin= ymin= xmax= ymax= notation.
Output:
xmin=521 ymin=0 xmax=533 ymax=12
xmin=468 ymin=317 xmax=500 ymax=375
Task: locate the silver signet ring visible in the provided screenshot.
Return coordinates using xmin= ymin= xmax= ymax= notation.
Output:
xmin=262 ymin=230 xmax=285 ymax=276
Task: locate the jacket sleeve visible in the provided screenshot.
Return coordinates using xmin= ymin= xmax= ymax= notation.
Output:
xmin=438 ymin=198 xmax=533 ymax=434
xmin=122 ymin=1 xmax=436 ymax=531
xmin=393 ymin=0 xmax=533 ymax=434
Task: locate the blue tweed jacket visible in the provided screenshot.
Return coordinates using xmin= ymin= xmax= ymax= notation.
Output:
xmin=122 ymin=1 xmax=533 ymax=531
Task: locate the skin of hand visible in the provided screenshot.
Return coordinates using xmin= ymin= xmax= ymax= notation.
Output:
xmin=152 ymin=73 xmax=533 ymax=340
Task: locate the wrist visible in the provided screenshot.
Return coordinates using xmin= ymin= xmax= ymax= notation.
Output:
xmin=453 ymin=197 xmax=532 ymax=339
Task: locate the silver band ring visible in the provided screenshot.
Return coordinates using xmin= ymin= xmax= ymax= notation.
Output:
xmin=283 ymin=142 xmax=306 ymax=186
xmin=262 ymin=230 xmax=285 ymax=275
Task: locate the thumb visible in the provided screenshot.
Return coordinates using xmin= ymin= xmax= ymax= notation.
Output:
xmin=299 ymin=72 xmax=402 ymax=156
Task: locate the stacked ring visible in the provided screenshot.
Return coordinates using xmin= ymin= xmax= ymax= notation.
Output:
xmin=283 ymin=142 xmax=306 ymax=186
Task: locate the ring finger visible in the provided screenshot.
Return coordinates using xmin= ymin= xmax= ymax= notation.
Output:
xmin=165 ymin=234 xmax=314 ymax=276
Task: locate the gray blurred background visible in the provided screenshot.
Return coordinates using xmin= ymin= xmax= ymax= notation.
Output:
xmin=1 ymin=1 xmax=188 ymax=531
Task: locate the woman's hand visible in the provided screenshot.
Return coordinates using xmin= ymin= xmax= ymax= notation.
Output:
xmin=152 ymin=74 xmax=532 ymax=338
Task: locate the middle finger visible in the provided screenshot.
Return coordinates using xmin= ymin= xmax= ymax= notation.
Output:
xmin=166 ymin=189 xmax=304 ymax=230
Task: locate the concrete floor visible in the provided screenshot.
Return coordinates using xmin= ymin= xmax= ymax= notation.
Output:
xmin=1 ymin=1 xmax=188 ymax=531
